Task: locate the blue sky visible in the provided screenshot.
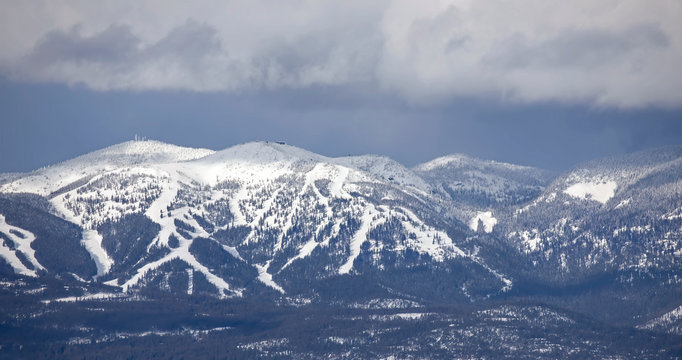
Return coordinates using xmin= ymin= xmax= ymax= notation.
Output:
xmin=1 ymin=1 xmax=681 ymax=172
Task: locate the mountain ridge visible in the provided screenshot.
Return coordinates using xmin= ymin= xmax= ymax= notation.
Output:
xmin=2 ymin=140 xmax=682 ymax=358
xmin=2 ymin=140 xmax=509 ymax=299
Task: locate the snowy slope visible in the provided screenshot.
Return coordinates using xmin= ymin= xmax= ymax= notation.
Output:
xmin=336 ymin=155 xmax=431 ymax=192
xmin=1 ymin=139 xmax=681 ymax=315
xmin=4 ymin=141 xmax=682 ymax=357
xmin=503 ymin=146 xmax=682 ymax=278
xmin=414 ymin=153 xmax=552 ymax=210
xmin=639 ymin=305 xmax=682 ymax=335
xmin=413 ymin=153 xmax=554 ymax=228
xmin=0 ymin=140 xmax=511 ymax=299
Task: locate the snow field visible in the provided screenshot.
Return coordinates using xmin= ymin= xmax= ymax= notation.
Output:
xmin=563 ymin=180 xmax=617 ymax=204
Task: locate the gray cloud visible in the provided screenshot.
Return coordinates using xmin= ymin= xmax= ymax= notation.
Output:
xmin=1 ymin=0 xmax=681 ymax=107
xmin=488 ymin=23 xmax=669 ymax=69
xmin=15 ymin=21 xmax=229 ymax=90
xmin=145 ymin=20 xmax=222 ymax=67
xmin=252 ymin=25 xmax=382 ymax=88
xmin=25 ymin=24 xmax=139 ymax=67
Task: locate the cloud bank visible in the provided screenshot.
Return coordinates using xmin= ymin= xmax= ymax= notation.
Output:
xmin=1 ymin=0 xmax=681 ymax=107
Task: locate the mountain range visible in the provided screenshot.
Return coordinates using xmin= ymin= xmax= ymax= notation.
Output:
xmin=1 ymin=140 xmax=681 ymax=358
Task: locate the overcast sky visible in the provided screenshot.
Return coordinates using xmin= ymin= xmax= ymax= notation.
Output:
xmin=1 ymin=0 xmax=681 ymax=172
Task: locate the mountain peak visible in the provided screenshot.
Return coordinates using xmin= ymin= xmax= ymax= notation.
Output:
xmin=87 ymin=140 xmax=215 ymax=163
xmin=414 ymin=154 xmax=475 ymax=172
xmin=414 ymin=153 xmax=534 ymax=172
xmin=0 ymin=140 xmax=215 ymax=196
xmin=335 ymin=154 xmax=431 ymax=191
xmin=197 ymin=141 xmax=327 ymax=165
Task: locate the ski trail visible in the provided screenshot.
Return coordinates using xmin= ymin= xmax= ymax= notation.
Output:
xmin=81 ymin=229 xmax=113 ymax=279
xmin=281 ymin=238 xmax=319 ymax=271
xmin=255 ymin=261 xmax=285 ymax=293
xmin=121 ymin=242 xmax=243 ymax=298
xmin=229 ymin=186 xmax=248 ymax=226
xmin=145 ymin=176 xmax=181 ymax=249
xmin=339 ymin=204 xmax=384 ymax=275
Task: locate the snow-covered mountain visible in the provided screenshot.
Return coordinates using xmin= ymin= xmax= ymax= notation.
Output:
xmin=414 ymin=153 xmax=553 ymax=228
xmin=500 ymin=146 xmax=682 ymax=285
xmin=2 ymin=140 xmax=682 ymax=358
xmin=3 ymin=140 xmax=681 ymax=302
xmin=0 ymin=140 xmax=511 ymax=300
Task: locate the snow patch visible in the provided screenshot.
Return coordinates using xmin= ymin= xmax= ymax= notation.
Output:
xmin=104 ymin=279 xmax=120 ymax=287
xmin=515 ymin=229 xmax=543 ymax=252
xmin=615 ymin=198 xmax=631 ymax=209
xmin=47 ymin=292 xmax=126 ymax=303
xmin=469 ymin=211 xmax=497 ymax=233
xmin=222 ymin=245 xmax=244 ymax=261
xmin=348 ymin=298 xmax=423 ymax=309
xmin=369 ymin=312 xmax=433 ymax=321
xmin=395 ymin=312 xmax=430 ymax=320
xmin=563 ymin=180 xmax=617 ymax=204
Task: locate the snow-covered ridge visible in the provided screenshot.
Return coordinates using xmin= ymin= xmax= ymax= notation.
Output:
xmin=414 ymin=153 xmax=537 ymax=172
xmin=413 ymin=151 xmax=552 ymax=220
xmin=335 ymin=155 xmax=431 ymax=191
xmin=196 ymin=142 xmax=430 ymax=192
xmin=571 ymin=145 xmax=682 ymax=172
xmin=84 ymin=140 xmax=216 ymax=162
xmin=511 ymin=147 xmax=682 ymax=223
xmin=503 ymin=147 xmax=682 ymax=280
xmin=549 ymin=146 xmax=682 ymax=205
xmin=0 ymin=140 xmax=523 ymax=297
xmin=0 ymin=140 xmax=215 ymax=196
xmin=638 ymin=305 xmax=682 ymax=335
xmin=1 ymin=140 xmax=537 ymax=200
xmin=197 ymin=141 xmax=327 ymax=165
